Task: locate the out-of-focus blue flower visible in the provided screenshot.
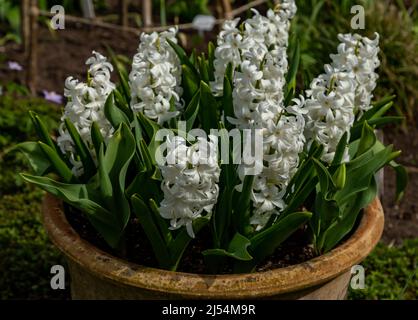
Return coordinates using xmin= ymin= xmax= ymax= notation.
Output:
xmin=42 ymin=90 xmax=64 ymax=104
xmin=8 ymin=61 xmax=23 ymax=71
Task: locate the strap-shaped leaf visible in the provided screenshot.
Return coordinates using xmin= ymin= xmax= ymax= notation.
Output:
xmin=333 ymin=163 xmax=346 ymax=190
xmin=107 ymin=46 xmax=131 ymax=103
xmin=20 ymin=174 xmax=122 ymax=248
xmin=235 ymin=175 xmax=255 ymax=234
xmin=283 ymin=178 xmax=318 ymax=215
xmin=389 ymin=160 xmax=408 ymax=202
xmin=91 ymin=121 xmax=105 ymax=158
xmin=136 ymin=110 xmax=161 ymax=141
xmin=65 ymin=118 xmax=96 ymax=178
xmin=184 ymin=89 xmax=200 ymax=132
xmin=207 ymin=41 xmax=215 ymax=81
xmin=102 ymin=123 xmax=136 ymax=230
xmin=98 ymin=143 xmax=113 ymax=211
xmin=139 ymin=139 xmax=153 ymax=172
xmin=203 ymin=233 xmax=253 ymax=261
xmin=131 ymin=194 xmax=172 ymax=269
xmin=222 ymin=63 xmax=234 ymax=130
xmin=337 ymin=146 xmax=395 ymax=203
xmin=313 ymin=158 xmax=335 ymax=195
xmin=236 ymin=211 xmax=312 ymax=273
xmin=168 ymin=216 xmax=210 ymax=271
xmin=182 ymin=64 xmax=199 ymax=103
xmin=29 ymin=111 xmax=59 ymax=153
xmin=12 ymin=142 xmax=51 ymax=175
xmin=322 ymin=177 xmax=377 ymax=253
xmin=285 ymin=40 xmax=300 ymax=93
xmin=104 ymin=92 xmax=130 ymax=129
xmin=167 ymin=38 xmax=199 ymax=79
xmin=351 ymin=116 xmax=404 ymax=141
xmin=114 ymin=88 xmax=133 ymax=120
xmin=198 ymin=55 xmax=210 ymax=83
xmin=199 ymin=80 xmax=219 ymax=134
xmin=356 ymin=122 xmax=376 ymax=156
xmin=331 ymin=132 xmax=348 ymax=166
xmin=149 ymin=199 xmax=173 ymax=245
xmin=38 ymin=142 xmax=74 ymax=183
xmin=361 ymin=95 xmax=396 ymax=121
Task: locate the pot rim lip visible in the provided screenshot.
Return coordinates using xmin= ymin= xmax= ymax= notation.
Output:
xmin=42 ymin=194 xmax=384 ymax=298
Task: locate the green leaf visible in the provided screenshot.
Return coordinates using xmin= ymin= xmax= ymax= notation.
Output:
xmin=137 ymin=111 xmax=161 ymax=141
xmin=126 ymin=169 xmax=161 ymax=202
xmin=351 ymin=116 xmax=404 ymax=141
xmin=38 ymin=142 xmax=74 ymax=183
xmin=331 ymin=132 xmax=348 ymax=166
xmin=114 ymin=88 xmax=134 ymax=120
xmin=222 ymin=63 xmax=234 ymax=129
xmin=65 ymin=118 xmax=96 ymax=179
xmin=131 ymin=194 xmax=172 ymax=269
xmin=236 ymin=211 xmax=312 ymax=273
xmin=207 ymin=41 xmax=215 ymax=81
xmin=362 ymin=95 xmax=396 ymax=121
xmin=149 ymin=199 xmax=173 ymax=245
xmin=198 ymin=55 xmax=209 ymax=83
xmin=168 ymin=216 xmax=210 ymax=271
xmin=102 ymin=123 xmax=136 ymax=230
xmin=91 ymin=121 xmax=105 ymax=157
xmin=389 ymin=161 xmax=408 ymax=202
xmin=322 ymin=177 xmax=377 ymax=253
xmin=167 ymin=38 xmax=199 ymax=79
xmin=98 ymin=143 xmax=113 ymax=211
xmin=235 ymin=175 xmax=255 ymax=234
xmin=203 ymin=233 xmax=253 ymax=261
xmin=12 ymin=142 xmax=51 ymax=175
xmin=182 ymin=64 xmax=199 ymax=103
xmin=139 ymin=139 xmax=153 ymax=172
xmin=284 ymin=177 xmax=318 ymax=216
xmin=356 ymin=122 xmax=376 ymax=156
xmin=104 ymin=92 xmax=130 ymax=129
xmin=20 ymin=174 xmax=122 ymax=247
xmin=313 ymin=158 xmax=335 ymax=194
xmin=337 ymin=146 xmax=394 ymax=203
xmin=107 ymin=46 xmax=131 ymax=103
xmin=183 ymin=89 xmax=200 ymax=131
xmin=29 ymin=111 xmax=59 ymax=153
xmin=333 ymin=163 xmax=346 ymax=190
xmin=370 ymin=102 xmax=394 ymax=120
xmin=285 ymin=40 xmax=300 ymax=93
xmin=199 ymin=81 xmax=219 ymax=133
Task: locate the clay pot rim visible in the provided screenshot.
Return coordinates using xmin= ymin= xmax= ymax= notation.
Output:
xmin=42 ymin=194 xmax=384 ymax=298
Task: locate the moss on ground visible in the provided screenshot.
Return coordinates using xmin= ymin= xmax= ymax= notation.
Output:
xmin=0 ymin=94 xmax=70 ymax=299
xmin=349 ymin=240 xmax=418 ymax=300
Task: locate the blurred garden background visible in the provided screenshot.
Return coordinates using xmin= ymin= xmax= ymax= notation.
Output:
xmin=0 ymin=0 xmax=417 ymax=299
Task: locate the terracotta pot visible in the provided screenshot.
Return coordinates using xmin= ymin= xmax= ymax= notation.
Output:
xmin=42 ymin=194 xmax=384 ymax=300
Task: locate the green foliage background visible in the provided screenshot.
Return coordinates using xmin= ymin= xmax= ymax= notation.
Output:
xmin=0 ymin=94 xmax=69 ymax=299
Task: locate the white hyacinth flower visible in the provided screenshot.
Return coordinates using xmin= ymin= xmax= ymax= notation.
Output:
xmin=331 ymin=33 xmax=380 ymax=115
xmin=159 ymin=136 xmax=220 ymax=238
xmin=57 ymin=51 xmax=115 ymax=177
xmin=129 ymin=27 xmax=183 ymax=124
xmin=214 ymin=2 xmax=305 ymax=228
xmin=302 ymin=33 xmax=380 ymax=163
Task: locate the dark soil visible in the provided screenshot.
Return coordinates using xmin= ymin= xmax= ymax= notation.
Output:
xmin=65 ymin=203 xmax=315 ymax=274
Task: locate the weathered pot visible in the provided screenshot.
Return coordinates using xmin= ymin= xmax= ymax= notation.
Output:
xmin=42 ymin=194 xmax=384 ymax=300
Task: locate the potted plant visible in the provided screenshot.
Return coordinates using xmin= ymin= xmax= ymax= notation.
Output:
xmin=16 ymin=0 xmax=406 ymax=299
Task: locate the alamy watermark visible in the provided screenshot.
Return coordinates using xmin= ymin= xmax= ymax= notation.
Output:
xmin=50 ymin=264 xmax=65 ymax=290
xmin=154 ymin=121 xmax=264 ymax=175
xmin=350 ymin=264 xmax=365 ymax=290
